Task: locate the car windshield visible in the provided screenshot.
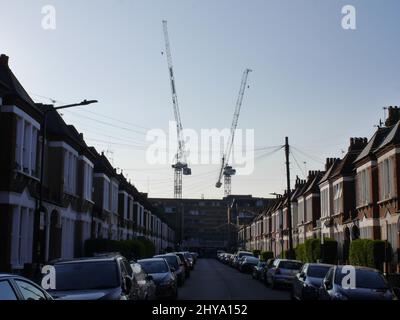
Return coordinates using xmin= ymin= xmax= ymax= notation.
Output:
xmin=246 ymin=257 xmax=259 ymax=263
xmin=158 ymin=256 xmax=178 ymax=269
xmin=279 ymin=261 xmax=302 ymax=270
xmin=139 ymin=260 xmax=169 ymax=274
xmin=307 ymin=265 xmax=331 ymax=278
xmin=51 ymin=261 xmax=119 ymax=291
xmin=334 ymin=268 xmax=388 ymax=289
xmin=239 ymin=252 xmax=253 ymax=258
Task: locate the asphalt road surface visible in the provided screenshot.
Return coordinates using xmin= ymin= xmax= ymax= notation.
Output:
xmin=179 ymin=258 xmax=290 ymax=300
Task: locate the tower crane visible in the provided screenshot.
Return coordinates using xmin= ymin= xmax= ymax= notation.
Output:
xmin=216 ymin=69 xmax=252 ymax=196
xmin=162 ymin=20 xmax=191 ymax=199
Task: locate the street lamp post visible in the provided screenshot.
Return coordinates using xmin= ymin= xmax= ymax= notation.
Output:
xmin=32 ymin=100 xmax=98 ymax=272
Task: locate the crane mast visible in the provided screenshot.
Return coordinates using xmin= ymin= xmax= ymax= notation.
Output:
xmin=216 ymin=69 xmax=252 ymax=196
xmin=162 ymin=20 xmax=191 ymax=199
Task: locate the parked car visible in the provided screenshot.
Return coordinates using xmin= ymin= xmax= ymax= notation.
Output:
xmin=130 ymin=262 xmax=157 ymax=300
xmin=154 ymin=254 xmax=185 ymax=286
xmin=291 ymin=263 xmax=333 ymax=300
xmin=252 ymin=261 xmax=267 ymax=280
xmin=182 ymin=252 xmax=195 ymax=270
xmin=239 ymin=256 xmax=260 ymax=273
xmin=265 ymin=259 xmax=303 ymax=289
xmin=0 ymin=274 xmax=53 ymax=300
xmin=261 ymin=258 xmax=275 ymax=284
xmin=233 ymin=251 xmax=254 ymax=269
xmin=138 ymin=258 xmax=178 ymax=300
xmin=46 ymin=255 xmax=139 ymax=300
xmin=190 ymin=252 xmax=199 ymax=263
xmin=174 ymin=252 xmax=191 ymax=278
xmin=318 ymin=265 xmax=398 ymax=300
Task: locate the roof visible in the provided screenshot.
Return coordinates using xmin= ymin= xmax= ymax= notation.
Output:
xmin=331 ymin=138 xmax=367 ymax=179
xmin=0 ymin=54 xmax=36 ymax=106
xmin=302 ymin=171 xmax=324 ymax=195
xmin=375 ymin=120 xmax=400 ymax=152
xmin=51 ymin=256 xmax=122 ymax=265
xmin=319 ymin=159 xmax=341 ymax=184
xmin=355 ymin=127 xmax=391 ymax=163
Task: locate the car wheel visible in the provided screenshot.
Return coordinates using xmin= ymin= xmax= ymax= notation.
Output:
xmin=270 ymin=278 xmax=275 ymax=289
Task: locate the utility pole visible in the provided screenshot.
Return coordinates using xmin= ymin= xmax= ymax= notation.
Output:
xmin=285 ymin=137 xmax=294 ymax=257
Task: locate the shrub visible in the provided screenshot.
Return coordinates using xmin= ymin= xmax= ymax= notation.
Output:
xmin=252 ymin=250 xmax=261 ymax=258
xmin=260 ymin=251 xmax=274 ymax=261
xmin=349 ymin=239 xmax=392 ymax=270
xmin=84 ymin=238 xmax=154 ymax=260
xmin=321 ymin=239 xmax=338 ymax=264
xmin=295 ymin=244 xmax=306 ymax=262
xmin=283 ymin=249 xmax=296 ymax=260
xmin=304 ymin=239 xmax=321 ymax=262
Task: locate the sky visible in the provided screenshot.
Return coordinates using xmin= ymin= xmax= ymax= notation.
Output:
xmin=1 ymin=0 xmax=400 ymax=199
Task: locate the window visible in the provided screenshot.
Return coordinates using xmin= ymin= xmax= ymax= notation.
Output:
xmin=64 ymin=151 xmax=77 ymax=195
xmin=14 ymin=116 xmax=38 ymax=176
xmin=320 ymin=188 xmax=329 ymax=218
xmin=83 ymin=163 xmax=93 ymax=201
xmin=357 ymin=169 xmax=370 ymax=207
xmin=11 ymin=207 xmax=34 ymax=268
xmin=333 ymin=183 xmax=343 ymax=214
xmin=0 ymin=281 xmax=18 ymax=300
xmin=298 ymin=199 xmax=304 ymax=224
xmin=103 ymin=179 xmax=110 ymax=211
xmin=379 ymin=158 xmax=394 ymax=201
xmin=15 ymin=280 xmax=47 ymax=300
xmin=306 ymin=197 xmax=313 ymax=222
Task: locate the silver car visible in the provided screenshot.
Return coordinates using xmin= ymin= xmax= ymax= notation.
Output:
xmin=266 ymin=259 xmax=303 ymax=289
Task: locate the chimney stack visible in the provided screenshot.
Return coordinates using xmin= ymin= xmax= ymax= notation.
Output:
xmin=349 ymin=137 xmax=368 ymax=151
xmin=385 ymin=106 xmax=400 ymax=127
xmin=0 ymin=54 xmax=9 ymax=66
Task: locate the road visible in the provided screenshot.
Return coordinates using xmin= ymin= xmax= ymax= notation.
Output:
xmin=179 ymin=259 xmax=290 ymax=300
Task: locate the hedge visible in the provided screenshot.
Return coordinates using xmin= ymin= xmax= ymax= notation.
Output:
xmin=320 ymin=239 xmax=338 ymax=264
xmin=252 ymin=250 xmax=261 ymax=258
xmin=260 ymin=251 xmax=274 ymax=261
xmin=294 ymin=238 xmax=338 ymax=263
xmin=84 ymin=238 xmax=155 ymax=260
xmin=295 ymin=244 xmax=306 ymax=262
xmin=349 ymin=239 xmax=392 ymax=270
xmin=304 ymin=239 xmax=321 ymax=263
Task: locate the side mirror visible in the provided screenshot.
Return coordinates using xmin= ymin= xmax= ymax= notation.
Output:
xmin=170 ymin=267 xmax=176 ymax=273
xmin=323 ymin=279 xmax=331 ymax=290
xmin=299 ymin=272 xmax=306 ymax=280
xmin=392 ymin=287 xmax=400 ymax=299
xmin=124 ymin=276 xmax=132 ymax=293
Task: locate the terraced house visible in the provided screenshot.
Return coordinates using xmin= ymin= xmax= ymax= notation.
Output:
xmin=0 ymin=54 xmax=175 ymax=273
xmin=239 ymin=109 xmax=400 ymax=272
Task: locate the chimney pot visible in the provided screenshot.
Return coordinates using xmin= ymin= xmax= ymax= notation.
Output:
xmin=0 ymin=54 xmax=9 ymax=66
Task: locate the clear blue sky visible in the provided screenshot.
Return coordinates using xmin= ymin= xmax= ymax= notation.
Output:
xmin=1 ymin=0 xmax=400 ymax=199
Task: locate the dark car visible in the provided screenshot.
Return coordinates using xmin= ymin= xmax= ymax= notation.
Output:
xmin=175 ymin=252 xmax=191 ymax=278
xmin=182 ymin=252 xmax=194 ymax=270
xmin=266 ymin=259 xmax=303 ymax=289
xmin=0 ymin=274 xmax=53 ymax=300
xmin=46 ymin=255 xmax=139 ymax=300
xmin=138 ymin=258 xmax=178 ymax=300
xmin=261 ymin=258 xmax=275 ymax=284
xmin=155 ymin=254 xmax=185 ymax=286
xmin=319 ymin=265 xmax=397 ymax=300
xmin=239 ymin=256 xmax=260 ymax=273
xmin=233 ymin=251 xmax=254 ymax=269
xmin=131 ymin=262 xmax=156 ymax=300
xmin=291 ymin=263 xmax=333 ymax=300
xmin=252 ymin=261 xmax=267 ymax=280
